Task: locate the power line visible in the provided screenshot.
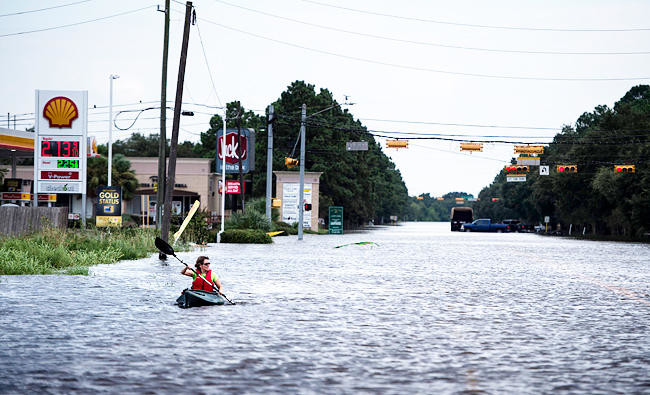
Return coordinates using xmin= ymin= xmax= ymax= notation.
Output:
xmin=214 ymin=0 xmax=650 ymax=55
xmin=0 ymin=5 xmax=155 ymax=38
xmin=197 ymin=17 xmax=650 ymax=81
xmin=301 ymin=0 xmax=650 ymax=32
xmin=195 ymin=19 xmax=223 ymax=107
xmin=0 ymin=0 xmax=95 ymax=18
xmin=360 ymin=117 xmax=561 ymax=131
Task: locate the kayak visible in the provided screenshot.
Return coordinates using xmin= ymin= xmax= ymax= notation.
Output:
xmin=176 ymin=288 xmax=226 ymax=308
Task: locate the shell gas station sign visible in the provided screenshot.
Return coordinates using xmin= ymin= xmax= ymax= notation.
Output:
xmin=34 ymin=90 xmax=87 ymax=196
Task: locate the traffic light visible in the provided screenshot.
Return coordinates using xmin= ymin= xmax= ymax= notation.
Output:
xmin=556 ymin=165 xmax=578 ymax=173
xmin=153 ymin=182 xmax=158 ymax=192
xmin=614 ymin=165 xmax=635 ymax=173
xmin=504 ymin=165 xmax=529 ymax=173
xmin=304 ymin=203 xmax=312 ymax=211
xmin=285 ymin=157 xmax=298 ymax=168
xmin=514 ymin=145 xmax=545 ymax=155
xmin=271 ymin=198 xmax=281 ymax=208
xmin=386 ymin=140 xmax=408 ymax=149
xmin=460 ymin=143 xmax=483 ymax=152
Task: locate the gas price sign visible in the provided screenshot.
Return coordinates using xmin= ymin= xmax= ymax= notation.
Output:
xmin=35 ymin=90 xmax=88 ymax=195
xmin=57 ymin=159 xmax=79 ymax=169
xmin=41 ymin=140 xmax=80 ymax=158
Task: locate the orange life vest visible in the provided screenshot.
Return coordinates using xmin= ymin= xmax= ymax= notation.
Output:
xmin=192 ymin=269 xmax=215 ymax=291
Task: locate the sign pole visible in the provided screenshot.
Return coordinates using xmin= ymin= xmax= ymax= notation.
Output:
xmin=218 ymin=109 xmax=226 ymax=242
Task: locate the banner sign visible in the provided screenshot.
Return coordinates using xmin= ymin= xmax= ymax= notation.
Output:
xmin=1 ymin=193 xmax=56 ymax=202
xmin=95 ymin=185 xmax=122 ymax=227
xmin=35 ymin=90 xmax=87 ymax=195
xmin=216 ymin=128 xmax=255 ymax=174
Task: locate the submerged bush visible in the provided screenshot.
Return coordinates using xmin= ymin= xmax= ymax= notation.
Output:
xmin=226 ymin=210 xmax=272 ymax=232
xmin=220 ymin=229 xmax=272 ymax=244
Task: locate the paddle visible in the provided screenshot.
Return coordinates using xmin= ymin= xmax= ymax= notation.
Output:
xmin=154 ymin=237 xmax=235 ymax=305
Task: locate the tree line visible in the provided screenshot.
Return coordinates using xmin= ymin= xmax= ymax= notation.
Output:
xmin=101 ymin=81 xmax=409 ymax=227
xmin=471 ymin=85 xmax=649 ymax=238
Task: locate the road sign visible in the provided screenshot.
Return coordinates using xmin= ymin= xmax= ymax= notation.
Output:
xmin=329 ymin=206 xmax=343 ymax=234
xmin=346 ymin=141 xmax=368 ymax=151
xmin=540 ymin=165 xmax=549 ymax=176
xmin=506 ymin=175 xmax=526 ymax=182
xmin=544 ymin=216 xmax=550 ymax=223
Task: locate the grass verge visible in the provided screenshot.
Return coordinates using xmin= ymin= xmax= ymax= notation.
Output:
xmin=0 ymin=227 xmax=183 ymax=275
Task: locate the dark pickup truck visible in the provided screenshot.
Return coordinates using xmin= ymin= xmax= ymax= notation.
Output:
xmin=461 ymin=219 xmax=512 ymax=232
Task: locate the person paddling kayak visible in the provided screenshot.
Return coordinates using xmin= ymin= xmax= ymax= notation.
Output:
xmin=181 ymin=256 xmax=223 ymax=293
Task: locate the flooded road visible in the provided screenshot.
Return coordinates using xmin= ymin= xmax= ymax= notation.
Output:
xmin=1 ymin=222 xmax=649 ymax=393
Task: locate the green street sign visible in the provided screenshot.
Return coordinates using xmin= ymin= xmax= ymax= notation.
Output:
xmin=328 ymin=206 xmax=343 ymax=234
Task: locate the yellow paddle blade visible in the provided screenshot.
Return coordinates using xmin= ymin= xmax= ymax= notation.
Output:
xmin=173 ymin=200 xmax=201 ymax=243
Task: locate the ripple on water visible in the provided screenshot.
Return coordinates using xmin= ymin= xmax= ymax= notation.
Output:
xmin=0 ymin=222 xmax=649 ymax=393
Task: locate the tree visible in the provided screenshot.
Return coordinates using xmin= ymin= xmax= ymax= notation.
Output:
xmin=87 ymin=154 xmax=138 ymax=199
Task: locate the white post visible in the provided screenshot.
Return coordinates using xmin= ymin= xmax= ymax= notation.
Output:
xmin=218 ymin=108 xmax=227 ymax=242
xmin=108 ymin=74 xmax=119 ymax=186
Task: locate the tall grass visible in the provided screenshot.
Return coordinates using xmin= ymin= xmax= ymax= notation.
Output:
xmin=0 ymin=227 xmax=165 ymax=275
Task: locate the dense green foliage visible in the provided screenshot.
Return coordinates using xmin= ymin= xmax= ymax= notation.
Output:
xmin=220 ymin=229 xmax=272 ymax=244
xmin=0 ymin=227 xmax=168 ymax=275
xmin=204 ymin=81 xmax=409 ymax=226
xmin=404 ymin=192 xmax=475 ymax=221
xmin=472 ymin=85 xmax=650 ymax=238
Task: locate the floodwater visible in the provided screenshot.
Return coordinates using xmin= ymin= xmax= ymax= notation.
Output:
xmin=1 ymin=222 xmax=649 ymax=394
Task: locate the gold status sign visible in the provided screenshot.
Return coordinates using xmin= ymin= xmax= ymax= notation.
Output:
xmin=96 ymin=186 xmax=122 ymax=227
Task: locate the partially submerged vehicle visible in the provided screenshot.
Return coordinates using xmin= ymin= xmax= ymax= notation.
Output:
xmin=451 ymin=207 xmax=473 ymax=231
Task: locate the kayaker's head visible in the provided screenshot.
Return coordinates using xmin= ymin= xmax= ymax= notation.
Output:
xmin=195 ymin=256 xmax=210 ymax=274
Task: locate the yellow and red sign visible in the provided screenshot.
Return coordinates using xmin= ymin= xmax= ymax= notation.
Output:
xmin=42 ymin=96 xmax=78 ymax=128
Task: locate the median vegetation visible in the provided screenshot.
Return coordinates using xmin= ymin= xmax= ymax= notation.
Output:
xmin=0 ymin=227 xmax=165 ymax=275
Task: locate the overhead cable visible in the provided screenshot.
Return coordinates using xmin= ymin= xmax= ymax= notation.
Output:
xmin=215 ymin=0 xmax=650 ymax=55
xmin=0 ymin=0 xmax=95 ymax=18
xmin=0 ymin=5 xmax=155 ymax=38
xmin=197 ymin=17 xmax=650 ymax=81
xmin=301 ymin=0 xmax=650 ymax=32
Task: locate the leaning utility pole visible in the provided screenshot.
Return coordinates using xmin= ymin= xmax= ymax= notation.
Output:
xmin=156 ymin=0 xmax=170 ymax=231
xmin=236 ymin=101 xmax=245 ymax=213
xmin=161 ymin=1 xmax=192 ymax=242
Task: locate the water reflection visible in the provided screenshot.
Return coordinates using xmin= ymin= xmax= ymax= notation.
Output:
xmin=1 ymin=222 xmax=649 ymax=393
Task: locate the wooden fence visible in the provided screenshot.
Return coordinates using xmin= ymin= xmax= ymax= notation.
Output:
xmin=0 ymin=207 xmax=69 ymax=236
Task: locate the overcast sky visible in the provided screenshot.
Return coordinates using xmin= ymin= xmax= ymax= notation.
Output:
xmin=1 ymin=0 xmax=648 ymax=197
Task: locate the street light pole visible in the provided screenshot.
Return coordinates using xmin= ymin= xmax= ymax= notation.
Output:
xmin=108 ymin=74 xmax=119 ymax=186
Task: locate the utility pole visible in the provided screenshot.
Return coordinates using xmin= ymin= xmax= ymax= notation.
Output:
xmin=236 ymin=101 xmax=245 ymax=213
xmin=265 ymin=105 xmax=274 ymax=220
xmin=298 ymin=104 xmax=306 ymax=240
xmin=157 ymin=0 xmax=170 ymax=231
xmin=161 ymin=0 xmax=192 ymax=242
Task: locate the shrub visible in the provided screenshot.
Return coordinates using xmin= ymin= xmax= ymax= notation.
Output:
xmin=273 ymin=221 xmax=298 ymax=235
xmin=226 ymin=210 xmax=272 ymax=232
xmin=220 ymin=229 xmax=272 ymax=244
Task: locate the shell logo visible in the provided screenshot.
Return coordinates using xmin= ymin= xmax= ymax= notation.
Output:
xmin=43 ymin=96 xmax=79 ymax=128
